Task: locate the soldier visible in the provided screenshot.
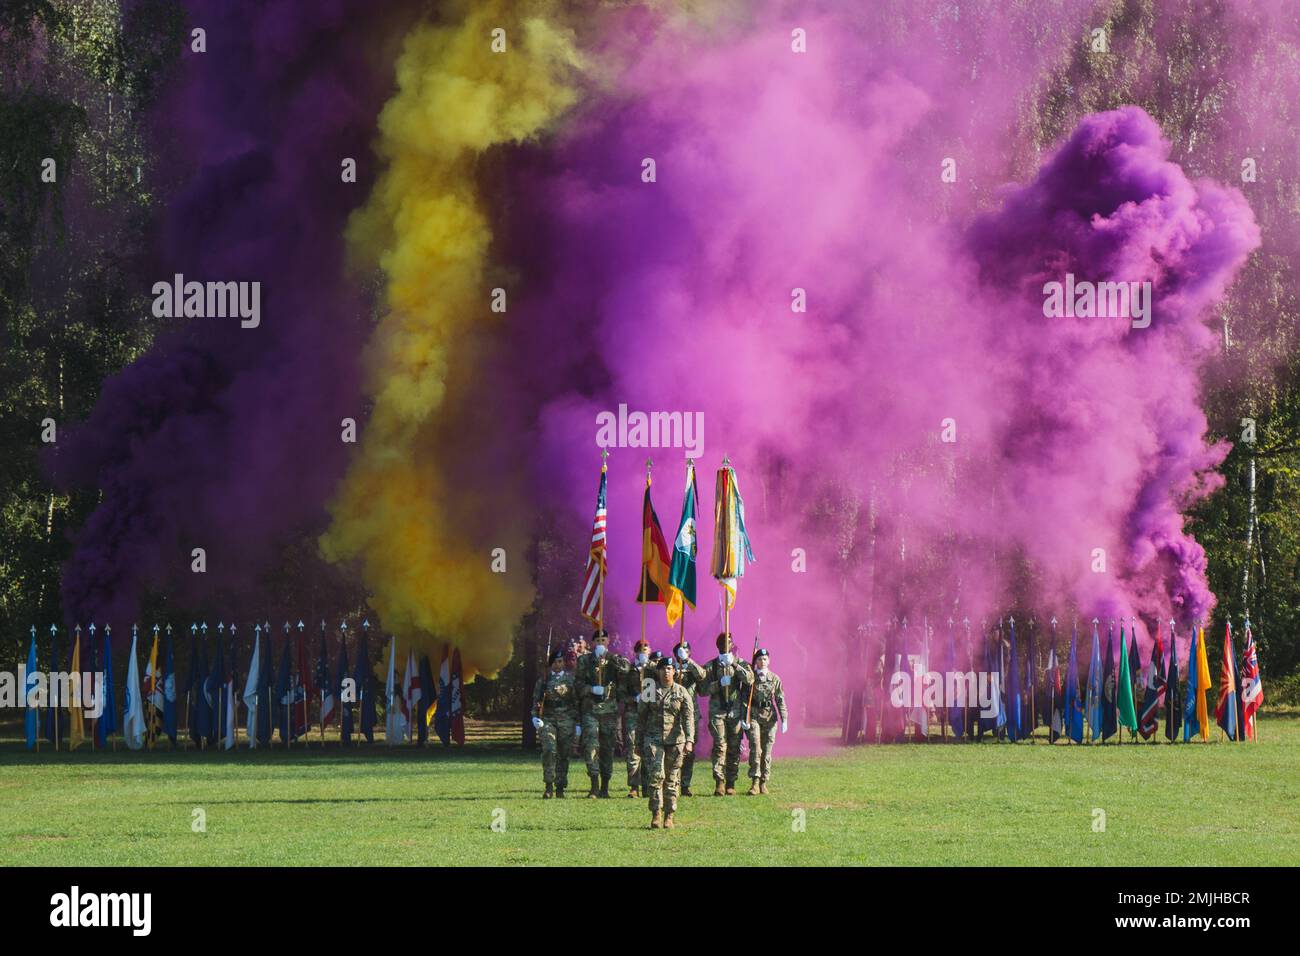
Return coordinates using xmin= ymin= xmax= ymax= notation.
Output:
xmin=532 ymin=647 xmax=578 ymax=798
xmin=637 ymin=656 xmax=695 ymax=829
xmin=619 ymin=639 xmax=655 ymax=797
xmin=672 ymin=639 xmax=708 ymax=795
xmin=741 ymin=647 xmax=788 ymax=794
xmin=575 ymin=628 xmax=631 ymax=798
xmin=568 ymin=638 xmax=585 ymax=758
xmin=703 ymin=632 xmax=754 ymax=796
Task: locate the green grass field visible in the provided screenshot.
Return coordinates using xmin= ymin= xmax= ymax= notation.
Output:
xmin=2 ymin=716 xmax=1297 ymax=866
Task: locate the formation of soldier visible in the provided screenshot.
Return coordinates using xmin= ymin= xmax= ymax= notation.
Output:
xmin=532 ymin=630 xmax=789 ymax=829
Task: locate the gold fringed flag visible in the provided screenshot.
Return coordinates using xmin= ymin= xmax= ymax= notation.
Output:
xmin=580 ymin=459 xmax=609 ymax=626
xmin=637 ymin=468 xmax=672 ymax=605
xmin=665 ymin=462 xmax=699 ymax=627
xmin=68 ymin=631 xmax=85 ymax=750
xmin=710 ymin=459 xmax=755 ymax=608
xmin=144 ymin=626 xmax=163 ymax=748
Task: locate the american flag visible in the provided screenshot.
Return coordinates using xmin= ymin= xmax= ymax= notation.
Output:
xmin=581 ymin=465 xmax=608 ymax=625
xmin=1241 ymin=623 xmax=1263 ymax=740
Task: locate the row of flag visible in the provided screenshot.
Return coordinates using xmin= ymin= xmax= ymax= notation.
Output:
xmin=877 ymin=616 xmax=1265 ymax=743
xmin=582 ymin=455 xmax=755 ymax=630
xmin=21 ymin=622 xmax=465 ymax=751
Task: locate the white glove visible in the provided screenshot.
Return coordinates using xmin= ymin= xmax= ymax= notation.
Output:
xmin=720 ymin=675 xmax=731 ymax=687
xmin=531 ymin=716 xmax=543 ymax=730
xmin=781 ymin=720 xmax=788 ymax=734
xmin=740 ymin=719 xmax=750 ymax=730
xmin=591 ymin=685 xmax=604 ymax=697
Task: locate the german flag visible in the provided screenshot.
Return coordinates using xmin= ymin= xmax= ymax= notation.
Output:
xmin=637 ymin=471 xmax=672 ymax=604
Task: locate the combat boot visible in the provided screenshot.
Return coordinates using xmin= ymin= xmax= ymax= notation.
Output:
xmin=544 ymin=783 xmax=554 ymax=799
xmin=681 ymin=786 xmax=693 ymax=797
xmin=725 ymin=782 xmax=736 ymax=796
xmin=626 ymin=786 xmax=640 ymax=798
xmin=759 ymin=780 xmax=768 ymax=795
xmin=713 ymin=779 xmax=725 ymax=797
xmin=747 ymin=779 xmax=760 ymax=796
xmin=663 ymin=812 xmax=675 ymax=829
xmin=598 ymin=773 xmax=611 ymax=798
xmin=650 ymin=810 xmax=663 ymax=829
xmin=556 ymin=787 xmax=566 ymax=799
xmin=586 ymin=774 xmax=600 ymax=798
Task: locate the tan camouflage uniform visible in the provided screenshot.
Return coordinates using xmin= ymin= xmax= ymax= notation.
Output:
xmin=675 ymin=656 xmax=708 ymax=790
xmin=703 ymin=654 xmax=754 ymax=790
xmin=620 ymin=660 xmax=656 ymax=790
xmin=638 ymin=680 xmax=695 ymax=817
xmin=576 ymin=650 xmax=631 ymax=788
xmin=742 ymin=669 xmax=787 ymax=784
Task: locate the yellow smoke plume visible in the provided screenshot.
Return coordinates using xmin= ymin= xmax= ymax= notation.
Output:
xmin=321 ymin=1 xmax=583 ymax=677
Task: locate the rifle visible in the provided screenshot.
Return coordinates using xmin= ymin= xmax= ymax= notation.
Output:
xmin=745 ymin=618 xmax=762 ymax=725
xmin=537 ymin=627 xmax=553 ymax=720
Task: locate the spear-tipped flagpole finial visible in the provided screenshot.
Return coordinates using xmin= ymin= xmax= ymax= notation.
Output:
xmin=341 ymin=620 xmax=348 ymax=632
xmin=89 ymin=623 xmax=96 ymax=636
xmin=153 ymin=624 xmax=159 ymax=634
xmin=134 ymin=623 xmax=140 ymax=636
xmin=105 ymin=624 xmax=111 ymax=636
xmin=1050 ymin=616 xmax=1058 ymax=628
xmin=1008 ymin=615 xmax=1015 ymax=626
xmin=217 ymin=621 xmax=224 ymax=632
xmin=297 ymin=620 xmax=304 ymax=630
xmin=255 ymin=622 xmax=262 ymax=634
xmin=30 ymin=624 xmax=36 ymax=638
xmin=283 ymin=621 xmax=290 ymax=633
xmin=362 ymin=618 xmax=370 ymax=631
xmin=191 ymin=623 xmax=197 ymax=635
xmin=166 ymin=623 xmax=172 ymax=635
xmin=201 ymin=622 xmax=208 ymax=634
xmin=49 ymin=623 xmax=57 ymax=635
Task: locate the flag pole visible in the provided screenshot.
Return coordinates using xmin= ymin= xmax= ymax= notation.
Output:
xmin=1048 ymin=616 xmax=1057 ymax=744
xmin=599 ymin=448 xmax=608 ymax=634
xmin=641 ymin=458 xmax=651 ymax=647
xmin=50 ymin=625 xmax=60 ymax=752
xmin=321 ymin=620 xmax=327 ymax=747
xmin=32 ymin=626 xmax=40 ymax=753
xmin=721 ymin=455 xmax=730 ymax=640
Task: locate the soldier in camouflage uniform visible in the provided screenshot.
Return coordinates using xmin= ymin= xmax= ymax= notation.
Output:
xmin=637 ymin=656 xmax=695 ymax=829
xmin=576 ymin=629 xmax=631 ymax=798
xmin=672 ymin=639 xmax=708 ymax=795
xmin=568 ymin=639 xmax=585 ymax=757
xmin=619 ymin=639 xmax=655 ymax=797
xmin=532 ymin=646 xmax=577 ymax=798
xmin=703 ymin=632 xmax=754 ymax=796
xmin=740 ymin=647 xmax=788 ymax=794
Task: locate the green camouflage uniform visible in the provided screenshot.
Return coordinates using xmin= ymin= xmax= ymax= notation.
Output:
xmin=675 ymin=657 xmax=708 ymax=789
xmin=619 ymin=660 xmax=656 ymax=789
xmin=741 ymin=668 xmax=787 ymax=782
xmin=576 ymin=650 xmax=631 ymax=779
xmin=637 ymin=681 xmax=695 ymax=815
xmin=703 ymin=655 xmax=754 ymax=787
xmin=533 ymin=669 xmax=578 ymax=789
